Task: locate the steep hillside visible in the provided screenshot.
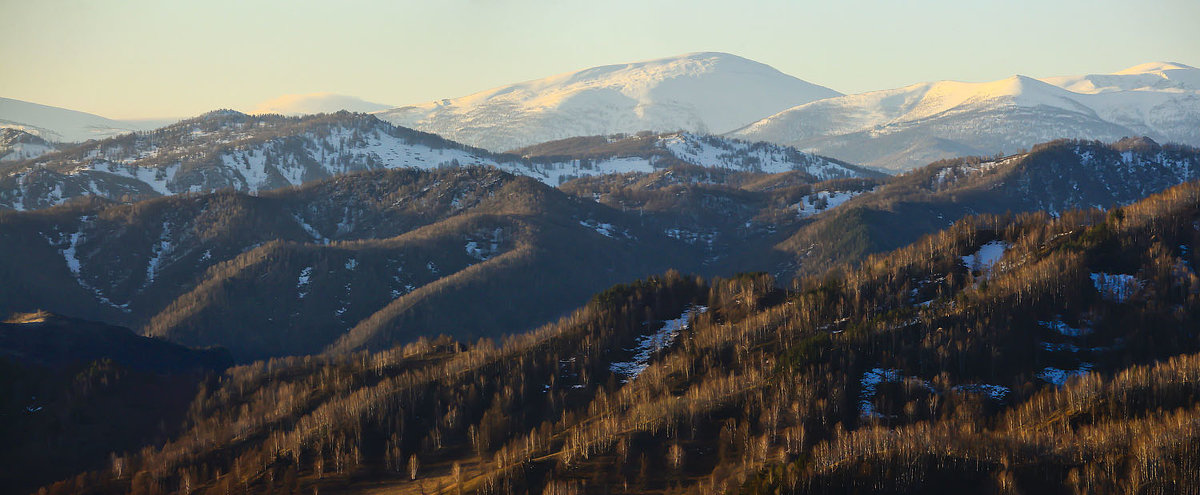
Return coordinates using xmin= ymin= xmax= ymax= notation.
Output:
xmin=37 ymin=179 xmax=1200 ymax=495
xmin=375 ymin=52 xmax=841 ymax=152
xmin=779 ymin=138 xmax=1200 ymax=273
xmin=734 ymin=62 xmax=1200 ymax=171
xmin=558 ymin=165 xmax=883 ymax=279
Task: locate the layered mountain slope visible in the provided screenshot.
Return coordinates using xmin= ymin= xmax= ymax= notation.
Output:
xmin=780 ymin=137 xmax=1200 ymax=272
xmin=735 ymin=62 xmax=1200 ymax=170
xmin=0 ymin=166 xmax=824 ymax=359
xmin=0 ymin=97 xmax=150 ymax=143
xmin=375 ymin=52 xmax=841 ymax=152
xmin=41 ymin=179 xmax=1200 ymax=495
xmin=3 ymin=138 xmax=1190 ymax=360
xmin=0 ymin=111 xmax=873 ymax=211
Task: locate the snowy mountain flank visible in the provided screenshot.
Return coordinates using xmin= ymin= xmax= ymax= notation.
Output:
xmin=374 ymin=52 xmax=842 ymax=152
xmin=733 ymin=62 xmax=1200 ymax=171
xmin=0 ymin=97 xmax=157 ymax=143
xmin=0 ymin=128 xmax=56 ymax=163
xmin=0 ymin=111 xmax=867 ymax=211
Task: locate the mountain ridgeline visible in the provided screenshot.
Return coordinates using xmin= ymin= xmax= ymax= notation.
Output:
xmin=0 ymin=110 xmax=866 ymax=211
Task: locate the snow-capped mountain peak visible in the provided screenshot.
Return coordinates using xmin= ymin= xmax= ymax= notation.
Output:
xmin=374 ymin=52 xmax=841 ymax=152
xmin=895 ymin=75 xmax=1092 ymax=121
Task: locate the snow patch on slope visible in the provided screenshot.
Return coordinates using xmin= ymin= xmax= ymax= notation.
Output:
xmin=1091 ymin=272 xmax=1141 ymax=303
xmin=297 ymin=267 xmax=313 ymax=299
xmin=962 ymin=241 xmax=1008 ymax=273
xmin=610 ymin=306 xmax=707 ymax=383
xmin=795 ymin=190 xmax=866 ymax=218
xmin=43 ymin=218 xmax=130 ymax=311
xmin=143 ymin=221 xmax=174 ymax=286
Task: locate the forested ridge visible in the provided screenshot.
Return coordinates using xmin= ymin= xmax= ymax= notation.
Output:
xmin=26 ymin=177 xmax=1200 ymax=494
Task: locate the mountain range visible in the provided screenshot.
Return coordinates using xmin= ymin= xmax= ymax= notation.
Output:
xmin=6 ymin=51 xmax=1200 ymax=495
xmin=4 ymin=54 xmax=1195 ymax=173
xmin=1 ymin=137 xmax=1194 ymax=363
xmin=0 ymin=162 xmax=852 ymax=360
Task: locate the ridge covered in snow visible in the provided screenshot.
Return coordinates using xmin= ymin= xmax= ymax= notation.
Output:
xmin=375 ymin=52 xmax=842 ymax=152
xmin=733 ymin=62 xmax=1200 ymax=171
xmin=0 ymin=97 xmax=156 ymax=143
xmin=0 ymin=113 xmax=875 ymax=211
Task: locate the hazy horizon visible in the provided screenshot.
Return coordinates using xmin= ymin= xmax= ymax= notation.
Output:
xmin=2 ymin=0 xmax=1197 ymax=120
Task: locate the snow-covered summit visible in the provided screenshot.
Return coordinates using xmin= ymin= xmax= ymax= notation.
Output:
xmin=375 ymin=52 xmax=841 ymax=152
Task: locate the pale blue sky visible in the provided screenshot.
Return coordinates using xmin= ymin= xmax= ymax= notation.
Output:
xmin=2 ymin=0 xmax=1197 ymax=119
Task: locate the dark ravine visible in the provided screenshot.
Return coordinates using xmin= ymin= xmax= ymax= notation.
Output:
xmin=0 ymin=312 xmax=229 ymax=494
